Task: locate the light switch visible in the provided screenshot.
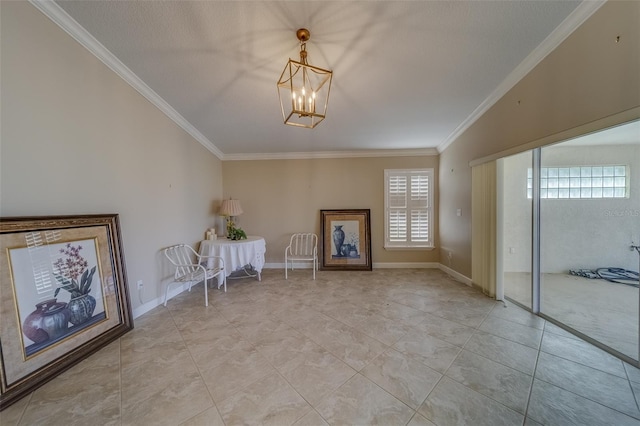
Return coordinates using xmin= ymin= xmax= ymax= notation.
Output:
xmin=456 ymin=209 xmax=461 ymax=217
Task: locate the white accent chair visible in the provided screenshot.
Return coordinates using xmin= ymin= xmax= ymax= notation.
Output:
xmin=163 ymin=244 xmax=226 ymax=307
xmin=284 ymin=233 xmax=318 ymax=279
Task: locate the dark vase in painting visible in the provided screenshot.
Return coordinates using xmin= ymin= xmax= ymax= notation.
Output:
xmin=23 ymin=299 xmax=71 ymax=343
xmin=332 ymin=225 xmax=345 ymax=257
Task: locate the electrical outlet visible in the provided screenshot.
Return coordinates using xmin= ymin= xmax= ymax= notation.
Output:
xmin=137 ymin=280 xmax=143 ymax=290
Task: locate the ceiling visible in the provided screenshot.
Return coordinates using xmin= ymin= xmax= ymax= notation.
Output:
xmin=42 ymin=1 xmax=597 ymax=159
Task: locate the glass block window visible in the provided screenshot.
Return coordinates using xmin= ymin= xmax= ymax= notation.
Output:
xmin=527 ymin=166 xmax=628 ymax=199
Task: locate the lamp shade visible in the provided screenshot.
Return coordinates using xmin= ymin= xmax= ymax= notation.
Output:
xmin=219 ymin=199 xmax=243 ymax=217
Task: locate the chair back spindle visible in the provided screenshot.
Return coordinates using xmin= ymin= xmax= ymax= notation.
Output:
xmin=284 ymin=233 xmax=318 ymax=279
xmin=163 ymin=244 xmax=226 ymax=306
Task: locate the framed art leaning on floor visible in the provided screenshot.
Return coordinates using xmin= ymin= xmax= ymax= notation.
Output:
xmin=0 ymin=214 xmax=133 ymax=410
xmin=320 ymin=209 xmax=372 ymax=271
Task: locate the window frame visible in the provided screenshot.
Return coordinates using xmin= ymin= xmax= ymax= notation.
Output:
xmin=384 ymin=168 xmax=434 ymax=249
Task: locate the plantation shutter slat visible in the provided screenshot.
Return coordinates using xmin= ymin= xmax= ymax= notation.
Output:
xmin=385 ymin=169 xmax=433 ymax=248
xmin=389 ymin=210 xmax=407 ymax=241
xmin=388 ymin=175 xmax=407 ymax=208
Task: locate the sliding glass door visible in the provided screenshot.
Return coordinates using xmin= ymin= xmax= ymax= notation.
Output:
xmin=500 ymin=151 xmax=533 ymax=309
xmin=499 ymin=120 xmax=640 ymax=365
xmin=540 ymin=127 xmax=639 ymax=361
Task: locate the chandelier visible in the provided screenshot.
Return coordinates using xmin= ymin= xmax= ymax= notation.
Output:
xmin=277 ymin=28 xmax=333 ymax=128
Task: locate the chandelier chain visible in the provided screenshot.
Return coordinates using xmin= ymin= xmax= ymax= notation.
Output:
xmin=299 ymin=42 xmax=308 ymax=65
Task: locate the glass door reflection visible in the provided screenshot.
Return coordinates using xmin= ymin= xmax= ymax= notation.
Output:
xmin=501 ymin=151 xmax=534 ymax=309
xmin=539 ymin=124 xmax=639 ymax=361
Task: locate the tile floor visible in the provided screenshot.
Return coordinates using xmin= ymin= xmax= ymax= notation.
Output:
xmin=504 ymin=271 xmax=638 ymax=359
xmin=2 ymin=268 xmax=640 ymax=425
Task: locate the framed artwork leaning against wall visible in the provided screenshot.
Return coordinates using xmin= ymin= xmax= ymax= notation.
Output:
xmin=320 ymin=209 xmax=372 ymax=271
xmin=0 ymin=214 xmax=133 ymax=410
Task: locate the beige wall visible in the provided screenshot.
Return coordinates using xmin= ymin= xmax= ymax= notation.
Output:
xmin=440 ymin=1 xmax=640 ymax=278
xmin=222 ymin=156 xmax=439 ymax=266
xmin=0 ymin=2 xmax=223 ymax=314
xmin=3 ymin=0 xmax=637 ymax=315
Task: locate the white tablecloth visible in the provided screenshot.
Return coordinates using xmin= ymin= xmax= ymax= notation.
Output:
xmin=199 ymin=236 xmax=266 ymax=285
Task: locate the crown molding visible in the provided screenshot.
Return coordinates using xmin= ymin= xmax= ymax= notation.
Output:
xmin=222 ymin=148 xmax=439 ymax=161
xmin=437 ymin=0 xmax=606 ymax=154
xmin=29 ymin=0 xmax=225 ymax=160
xmin=30 ymin=0 xmax=603 ymax=161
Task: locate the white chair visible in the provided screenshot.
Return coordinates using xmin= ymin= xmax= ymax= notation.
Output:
xmin=163 ymin=244 xmax=226 ymax=307
xmin=284 ymin=233 xmax=318 ymax=279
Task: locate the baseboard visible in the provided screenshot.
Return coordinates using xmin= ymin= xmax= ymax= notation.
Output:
xmin=265 ymin=262 xmax=315 ymax=269
xmin=438 ymin=264 xmax=473 ymax=286
xmin=132 ymin=283 xmax=189 ymax=319
xmin=266 ymin=262 xmax=440 ymax=269
xmin=372 ymin=262 xmax=439 ymax=269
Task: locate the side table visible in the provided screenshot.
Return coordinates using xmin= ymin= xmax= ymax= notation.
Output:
xmin=199 ymin=236 xmax=266 ymax=286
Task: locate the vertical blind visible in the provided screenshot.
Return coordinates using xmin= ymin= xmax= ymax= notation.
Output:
xmin=471 ymin=161 xmax=497 ymax=298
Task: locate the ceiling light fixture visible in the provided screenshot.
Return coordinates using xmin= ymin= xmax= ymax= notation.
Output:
xmin=277 ymin=28 xmax=333 ymax=129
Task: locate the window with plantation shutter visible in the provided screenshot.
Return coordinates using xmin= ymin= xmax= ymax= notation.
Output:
xmin=384 ymin=169 xmax=434 ymax=248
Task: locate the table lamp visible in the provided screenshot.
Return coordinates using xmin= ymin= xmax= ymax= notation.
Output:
xmin=219 ymin=198 xmax=243 ymax=238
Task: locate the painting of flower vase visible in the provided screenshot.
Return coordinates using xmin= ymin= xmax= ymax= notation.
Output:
xmin=11 ymin=240 xmax=107 ymax=358
xmin=1 ymin=214 xmax=134 ymax=411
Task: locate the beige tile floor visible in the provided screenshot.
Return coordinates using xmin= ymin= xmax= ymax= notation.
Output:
xmin=504 ymin=272 xmax=639 ymax=359
xmin=3 ymin=268 xmax=640 ymax=425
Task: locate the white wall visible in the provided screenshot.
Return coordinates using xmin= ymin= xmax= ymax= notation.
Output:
xmin=502 ymin=151 xmax=533 ymax=273
xmin=503 ymin=143 xmax=640 ymax=273
xmin=1 ymin=2 xmax=223 ymax=315
xmin=541 ymin=143 xmax=639 ymax=273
